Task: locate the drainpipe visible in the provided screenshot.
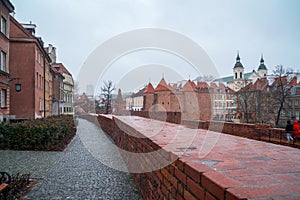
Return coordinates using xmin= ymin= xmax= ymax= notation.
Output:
xmin=43 ymin=58 xmax=46 ymax=118
xmin=58 ymin=79 xmax=60 ymax=115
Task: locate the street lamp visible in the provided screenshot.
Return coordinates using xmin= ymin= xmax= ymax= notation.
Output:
xmin=15 ymin=83 xmax=21 ymax=92
xmin=8 ymin=77 xmax=21 ymax=92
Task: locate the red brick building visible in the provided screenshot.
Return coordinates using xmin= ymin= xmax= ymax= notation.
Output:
xmin=9 ymin=17 xmax=51 ymax=119
xmin=51 ymin=64 xmax=64 ymax=115
xmin=0 ymin=0 xmax=14 ymax=122
xmin=143 ymin=78 xmax=212 ymax=121
xmin=52 ymin=63 xmax=74 ymax=115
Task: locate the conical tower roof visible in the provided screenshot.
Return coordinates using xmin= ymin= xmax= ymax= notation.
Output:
xmin=258 ymin=54 xmax=267 ymax=70
xmin=116 ymin=88 xmax=123 ymax=102
xmin=144 ymin=82 xmax=155 ymax=94
xmin=234 ymin=51 xmax=244 ymax=68
xmin=155 ymin=78 xmax=172 ymax=92
xmin=182 ymin=80 xmax=198 ymax=92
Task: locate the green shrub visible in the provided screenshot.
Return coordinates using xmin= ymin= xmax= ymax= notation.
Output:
xmin=0 ymin=115 xmax=76 ymax=151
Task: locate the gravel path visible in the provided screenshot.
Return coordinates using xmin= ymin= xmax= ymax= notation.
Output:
xmin=0 ymin=119 xmax=142 ymax=200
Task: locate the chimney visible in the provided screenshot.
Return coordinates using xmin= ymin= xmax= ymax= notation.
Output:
xmin=47 ymin=44 xmax=57 ymax=63
xmin=22 ymin=22 xmax=36 ymax=35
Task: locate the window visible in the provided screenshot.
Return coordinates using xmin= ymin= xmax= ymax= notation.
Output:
xmin=39 ymin=98 xmax=44 ymax=111
xmin=296 ymin=111 xmax=300 ymax=120
xmin=36 ymin=72 xmax=38 ymax=87
xmin=240 ymin=72 xmax=242 ymax=79
xmin=1 ymin=16 xmax=6 ymax=35
xmin=0 ymin=51 xmax=6 ymax=71
xmin=1 ymin=89 xmax=7 ymax=108
xmin=39 ymin=75 xmax=42 ymax=89
xmin=291 ymin=87 xmax=296 ymax=95
xmin=296 ymin=100 xmax=299 ymax=106
xmin=235 ymin=72 xmax=237 ymax=79
xmin=288 ymin=111 xmax=292 ymax=118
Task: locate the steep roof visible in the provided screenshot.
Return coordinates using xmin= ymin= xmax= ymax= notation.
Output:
xmin=116 ymin=88 xmax=123 ymax=101
xmin=271 ymin=76 xmax=288 ymax=87
xmin=1 ymin=0 xmax=14 ymax=12
xmin=288 ymin=76 xmax=298 ymax=86
xmin=197 ymin=82 xmax=209 ymax=88
xmin=144 ymin=82 xmax=155 ymax=94
xmin=182 ymin=80 xmax=198 ymax=92
xmin=51 ymin=63 xmax=72 ymax=76
xmin=132 ymin=87 xmax=146 ymax=97
xmin=155 ymin=78 xmax=172 ymax=92
xmin=251 ymin=78 xmax=269 ymax=92
xmin=226 ymin=87 xmax=235 ymax=94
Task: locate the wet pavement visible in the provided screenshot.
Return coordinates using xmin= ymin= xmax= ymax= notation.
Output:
xmin=0 ymin=119 xmax=142 ymax=200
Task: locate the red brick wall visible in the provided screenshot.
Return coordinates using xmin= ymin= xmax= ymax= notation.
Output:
xmin=143 ymin=90 xmax=212 ymax=121
xmin=9 ymin=41 xmax=36 ymax=118
xmin=0 ymin=1 xmax=11 ymax=116
xmin=96 ymin=115 xmax=212 ymax=200
xmin=79 ymin=114 xmax=298 ymax=199
xmin=9 ymin=17 xmax=45 ymax=119
xmin=156 ymin=91 xmax=171 ymax=111
xmin=170 ymin=93 xmax=181 ymax=112
xmin=93 ymin=115 xmax=242 ymax=199
xmin=143 ymin=93 xmax=153 ymax=111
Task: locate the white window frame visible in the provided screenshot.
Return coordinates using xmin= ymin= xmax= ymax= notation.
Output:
xmin=0 ymin=51 xmax=6 ymax=72
xmin=1 ymin=16 xmax=7 ymax=35
xmin=1 ymin=89 xmax=7 ymax=108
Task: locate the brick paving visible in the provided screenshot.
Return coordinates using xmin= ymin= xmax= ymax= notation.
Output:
xmin=111 ymin=115 xmax=300 ymax=199
xmin=0 ymin=119 xmax=142 ymax=200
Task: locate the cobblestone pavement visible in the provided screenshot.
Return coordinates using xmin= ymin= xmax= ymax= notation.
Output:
xmin=0 ymin=119 xmax=142 ymax=200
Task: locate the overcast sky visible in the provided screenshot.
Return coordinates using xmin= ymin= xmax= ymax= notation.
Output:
xmin=11 ymin=0 xmax=300 ymax=92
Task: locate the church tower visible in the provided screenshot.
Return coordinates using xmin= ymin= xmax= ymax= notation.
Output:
xmin=233 ymin=51 xmax=244 ymax=80
xmin=233 ymin=51 xmax=245 ymax=90
xmin=257 ymin=54 xmax=268 ymax=77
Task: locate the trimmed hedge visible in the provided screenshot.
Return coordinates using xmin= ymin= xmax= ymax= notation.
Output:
xmin=0 ymin=115 xmax=76 ymax=151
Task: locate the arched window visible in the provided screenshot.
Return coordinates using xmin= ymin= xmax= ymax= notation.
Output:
xmin=240 ymin=72 xmax=242 ymax=79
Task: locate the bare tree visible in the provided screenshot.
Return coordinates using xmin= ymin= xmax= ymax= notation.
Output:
xmin=235 ymin=86 xmax=254 ymax=123
xmin=271 ymin=65 xmax=290 ymax=126
xmin=193 ymin=75 xmax=215 ymax=82
xmin=101 ymin=80 xmax=115 ymax=114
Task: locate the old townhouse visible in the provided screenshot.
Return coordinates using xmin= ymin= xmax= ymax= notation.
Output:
xmin=125 ymin=87 xmax=145 ymax=111
xmin=0 ymin=0 xmax=14 ymax=122
xmin=9 ymin=18 xmax=52 ymax=119
xmin=46 ymin=44 xmax=74 ymax=116
xmin=51 ymin=65 xmax=64 ymax=115
xmin=51 ymin=63 xmax=74 ymax=115
xmin=209 ymin=82 xmax=236 ymax=121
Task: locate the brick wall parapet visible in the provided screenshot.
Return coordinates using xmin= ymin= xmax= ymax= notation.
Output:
xmin=130 ymin=111 xmax=299 ymax=148
xmin=89 ymin=114 xmax=300 ymax=199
